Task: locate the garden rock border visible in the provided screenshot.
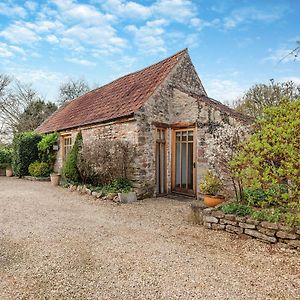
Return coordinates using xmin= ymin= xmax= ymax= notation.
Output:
xmin=65 ymin=183 xmax=137 ymax=204
xmin=190 ymin=204 xmax=300 ymax=251
xmin=24 ymin=176 xmax=50 ymax=182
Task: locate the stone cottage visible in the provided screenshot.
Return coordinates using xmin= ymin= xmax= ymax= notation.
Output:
xmin=37 ymin=49 xmax=250 ymax=198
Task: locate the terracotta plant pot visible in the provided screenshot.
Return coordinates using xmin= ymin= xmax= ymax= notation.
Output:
xmin=203 ymin=194 xmax=225 ymax=207
xmin=6 ymin=167 xmax=13 ymax=177
xmin=50 ymin=173 xmax=61 ymax=186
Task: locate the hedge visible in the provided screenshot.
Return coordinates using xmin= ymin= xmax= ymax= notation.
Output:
xmin=12 ymin=132 xmax=42 ymax=177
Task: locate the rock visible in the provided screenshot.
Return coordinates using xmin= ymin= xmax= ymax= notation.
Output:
xmin=118 ymin=192 xmax=137 ymax=203
xmin=246 ymin=218 xmax=260 ymax=225
xmin=203 ymin=208 xmax=214 ymax=215
xmin=112 ymin=196 xmax=120 ymax=202
xmin=220 ymin=219 xmax=237 ymax=226
xmin=69 ymin=185 xmax=77 ymax=192
xmin=86 ymin=189 xmax=92 ymax=195
xmin=236 ymin=216 xmax=246 ymax=222
xmin=260 ymin=221 xmax=278 ymax=230
xmin=244 ymin=229 xmax=277 ymax=243
xmin=257 ymin=226 xmax=276 ymax=237
xmin=239 ymin=222 xmax=256 ymax=229
xmin=212 ymin=210 xmax=225 ymax=218
xmin=204 ymin=216 xmax=218 ymax=223
xmin=204 ymin=222 xmax=211 ymax=229
xmin=276 ymin=231 xmax=297 ymax=240
xmin=106 ymin=193 xmax=117 ymax=200
xmin=278 ymin=224 xmax=295 ymax=233
xmin=226 ymin=225 xmax=243 ymax=235
xmin=224 ymin=214 xmax=236 ymax=221
xmin=212 ymin=223 xmax=225 ymax=230
xmin=189 ymin=204 xmax=203 ymax=225
xmin=286 ymin=240 xmax=300 ymax=248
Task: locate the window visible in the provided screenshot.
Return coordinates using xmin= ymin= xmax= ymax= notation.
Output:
xmin=63 ymin=136 xmax=72 ymax=159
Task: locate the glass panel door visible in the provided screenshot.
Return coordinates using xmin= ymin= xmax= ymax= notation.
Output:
xmin=172 ymin=129 xmax=195 ymax=194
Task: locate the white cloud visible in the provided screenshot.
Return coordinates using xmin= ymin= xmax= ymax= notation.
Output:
xmin=66 ymin=57 xmax=96 ymax=67
xmin=102 ymin=0 xmax=151 ymax=19
xmin=25 ymin=1 xmax=38 ymax=11
xmin=0 ymin=24 xmax=40 ymax=44
xmin=46 ymin=35 xmax=59 ymax=44
xmin=205 ymin=79 xmax=245 ymax=103
xmin=0 ymin=2 xmax=27 ymax=18
xmin=101 ymin=0 xmax=198 ymax=25
xmin=126 ymin=19 xmax=168 ymax=54
xmin=224 ymin=7 xmax=285 ymax=29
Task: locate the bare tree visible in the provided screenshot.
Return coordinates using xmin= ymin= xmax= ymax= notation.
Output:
xmin=58 ymin=78 xmax=90 ymax=105
xmin=279 ymin=41 xmax=300 ymax=63
xmin=0 ymin=80 xmax=56 ymax=142
xmin=234 ymin=80 xmax=300 ymax=118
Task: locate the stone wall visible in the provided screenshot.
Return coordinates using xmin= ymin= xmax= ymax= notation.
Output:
xmin=134 ymin=51 xmax=246 ymax=198
xmin=54 ymin=118 xmax=140 ymax=190
xmin=201 ymin=207 xmax=300 ymax=251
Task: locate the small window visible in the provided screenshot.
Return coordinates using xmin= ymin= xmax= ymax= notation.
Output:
xmin=63 ymin=136 xmax=72 ymax=159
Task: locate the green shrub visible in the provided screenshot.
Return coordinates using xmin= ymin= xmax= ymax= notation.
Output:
xmin=221 ymin=202 xmax=253 ymax=216
xmin=251 ymin=208 xmax=281 ymax=223
xmin=62 ymin=132 xmax=82 ymax=183
xmin=244 ymin=185 xmax=289 ymax=207
xmin=28 ymin=161 xmax=50 ymax=177
xmin=12 ymin=132 xmax=42 ymax=177
xmin=0 ymin=146 xmax=13 ymax=168
xmin=38 ymin=132 xmax=58 ymax=169
xmin=231 ymin=100 xmax=300 ymax=204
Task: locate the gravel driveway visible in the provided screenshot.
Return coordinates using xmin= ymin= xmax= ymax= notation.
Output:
xmin=0 ymin=177 xmax=299 ymax=300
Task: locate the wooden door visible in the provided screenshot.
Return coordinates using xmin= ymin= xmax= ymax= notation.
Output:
xmin=172 ymin=128 xmax=195 ymax=195
xmin=156 ymin=128 xmax=167 ymax=194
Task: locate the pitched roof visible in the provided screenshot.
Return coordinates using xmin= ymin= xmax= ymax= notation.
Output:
xmin=36 ymin=49 xmax=187 ymax=133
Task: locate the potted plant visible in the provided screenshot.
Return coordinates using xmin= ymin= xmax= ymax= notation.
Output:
xmin=200 ymin=171 xmax=225 ymax=207
xmin=50 ymin=173 xmax=61 ymax=186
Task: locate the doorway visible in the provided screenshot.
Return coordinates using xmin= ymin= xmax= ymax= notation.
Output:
xmin=156 ymin=128 xmax=167 ymax=195
xmin=172 ymin=128 xmax=195 ymax=195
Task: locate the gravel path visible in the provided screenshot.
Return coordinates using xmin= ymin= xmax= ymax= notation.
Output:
xmin=0 ymin=177 xmax=299 ymax=300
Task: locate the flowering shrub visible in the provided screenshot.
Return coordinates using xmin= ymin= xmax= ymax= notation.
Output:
xmin=205 ymin=123 xmax=249 ymax=201
xmin=28 ymin=161 xmax=50 ymax=177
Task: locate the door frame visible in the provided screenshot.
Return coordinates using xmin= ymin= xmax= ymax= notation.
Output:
xmin=155 ymin=127 xmax=167 ymax=195
xmin=171 ymin=126 xmax=196 ymax=196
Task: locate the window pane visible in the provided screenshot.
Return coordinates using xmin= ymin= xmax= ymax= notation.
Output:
xmin=188 ymin=131 xmax=193 ymax=141
xmin=175 ymin=142 xmax=180 ymax=187
xmin=182 ymin=131 xmax=187 ymax=141
xmin=176 ymin=132 xmax=180 ymax=141
xmin=188 ymin=143 xmax=193 ymax=189
xmin=181 ymin=143 xmax=186 ymax=189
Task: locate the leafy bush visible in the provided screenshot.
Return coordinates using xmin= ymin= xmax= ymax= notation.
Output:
xmin=0 ymin=146 xmax=13 ymax=168
xmin=62 ymin=132 xmax=82 ymax=183
xmin=38 ymin=132 xmax=58 ymax=169
xmin=221 ymin=202 xmax=253 ymax=216
xmin=28 ymin=161 xmax=50 ymax=177
xmin=199 ymin=171 xmax=223 ymax=196
xmin=244 ymin=185 xmax=289 ymax=207
xmin=231 ymin=100 xmax=300 ymax=204
xmin=251 ymin=208 xmax=281 ymax=223
xmin=78 ymin=136 xmax=136 ymax=186
xmin=12 ymin=132 xmax=42 ymax=177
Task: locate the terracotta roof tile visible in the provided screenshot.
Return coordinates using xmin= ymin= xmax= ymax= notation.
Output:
xmin=37 ymin=49 xmax=187 ymax=133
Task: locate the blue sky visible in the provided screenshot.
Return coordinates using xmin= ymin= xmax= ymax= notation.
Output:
xmin=0 ymin=0 xmax=299 ymax=104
